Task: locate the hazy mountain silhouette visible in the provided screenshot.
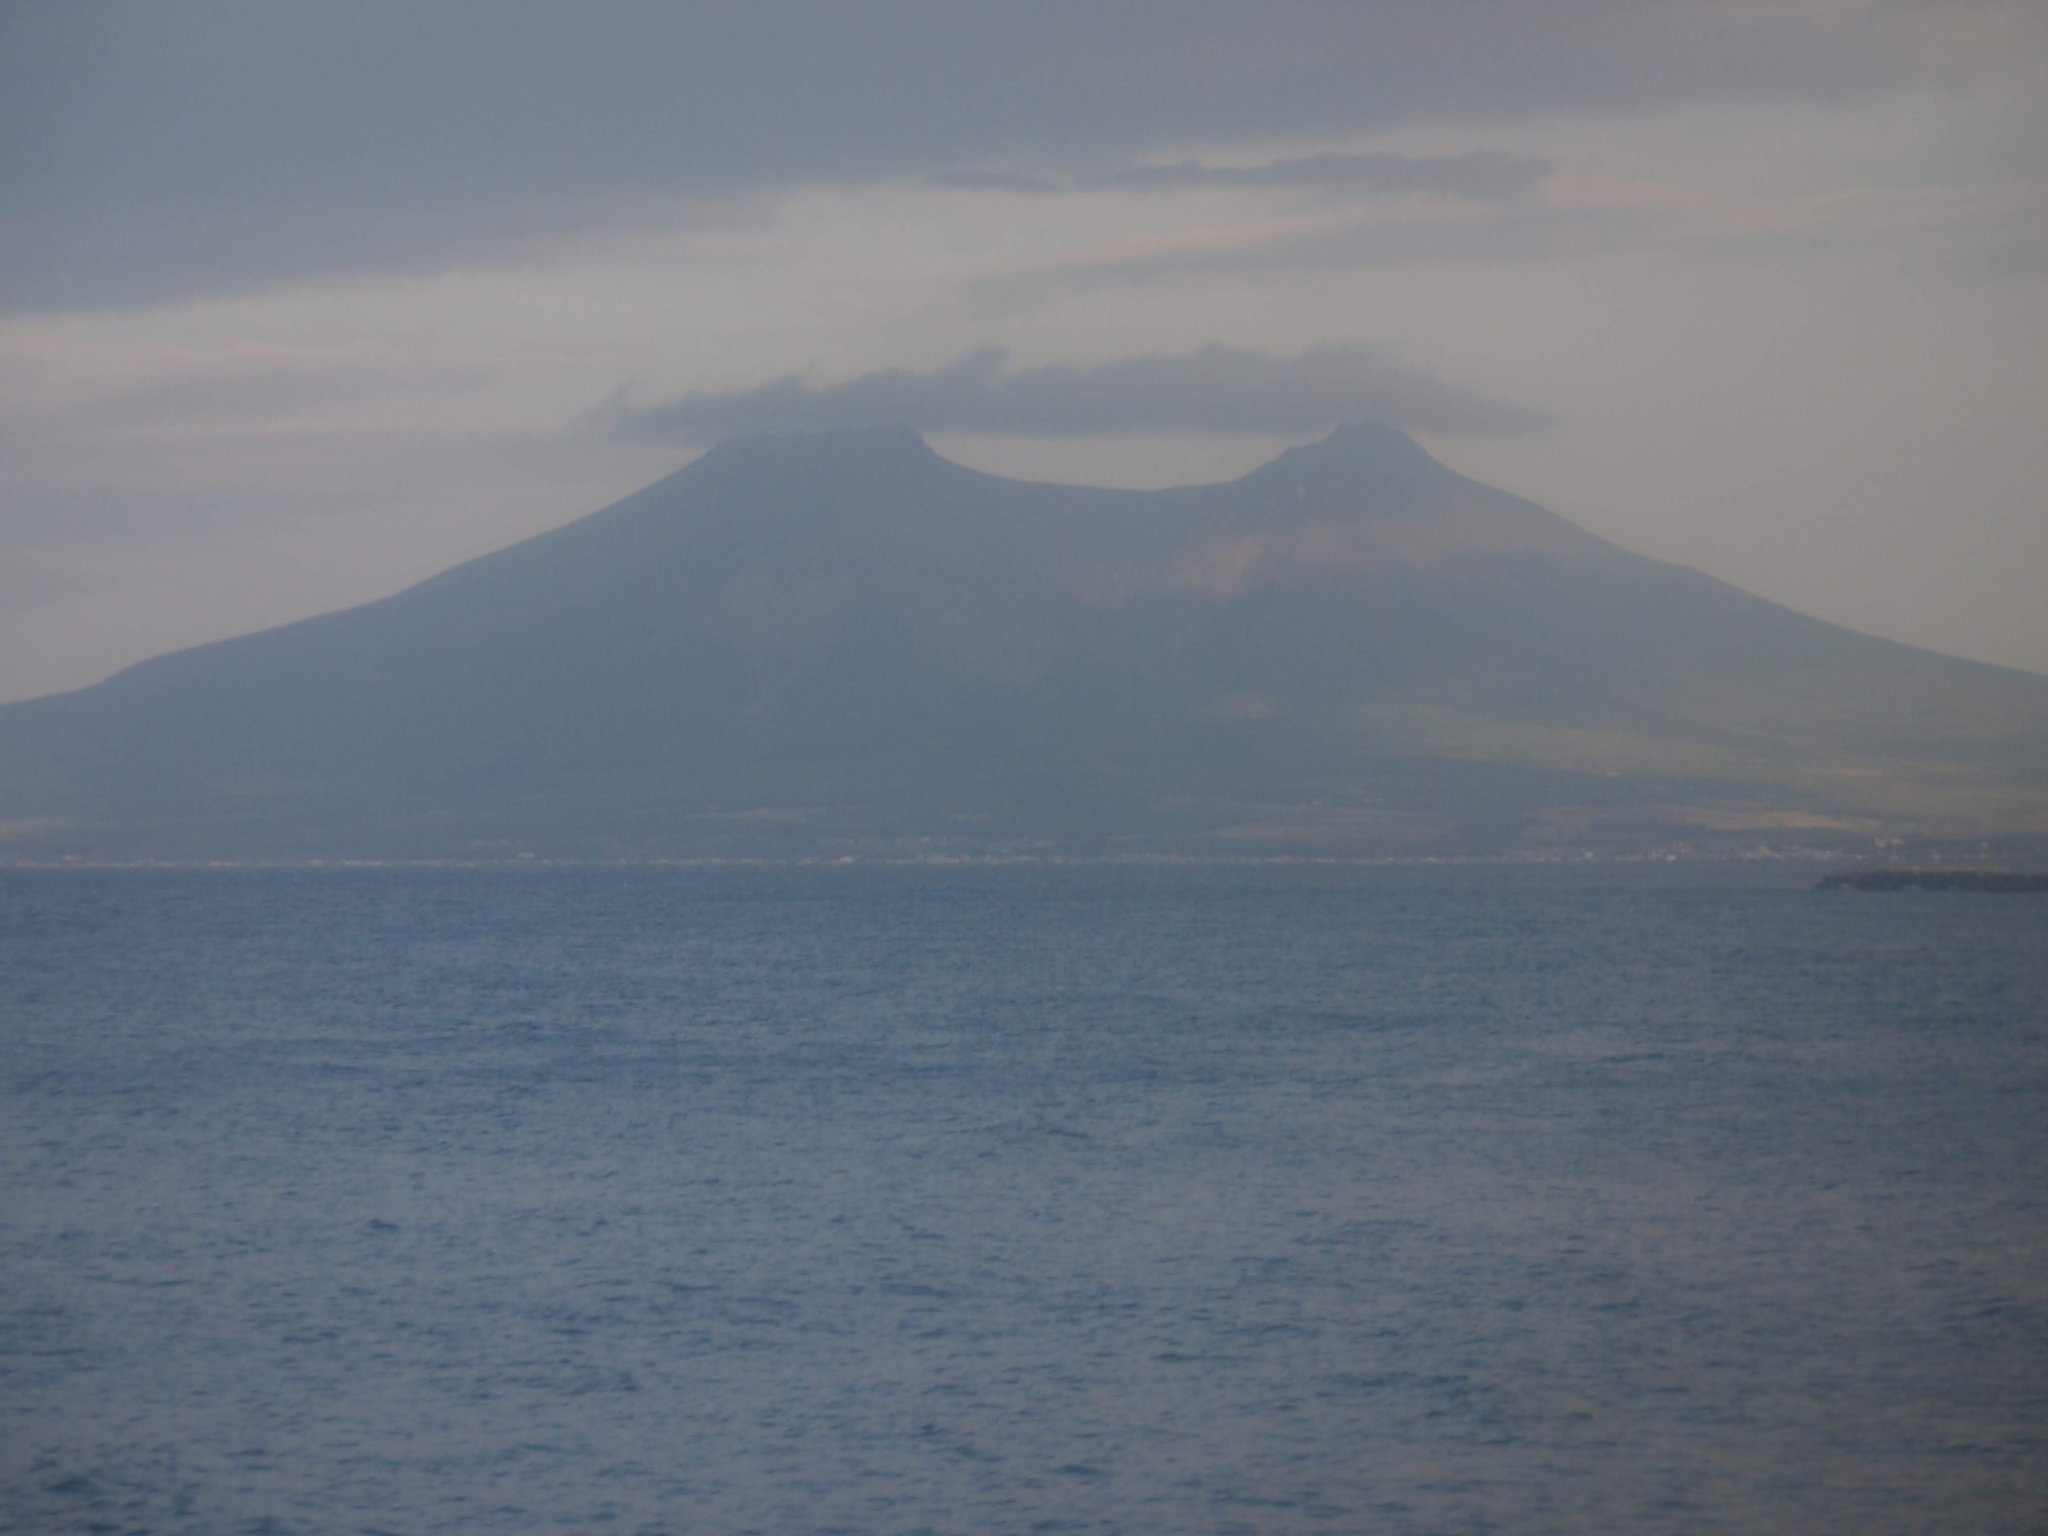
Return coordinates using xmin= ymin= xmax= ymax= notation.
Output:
xmin=4 ymin=423 xmax=2046 ymax=859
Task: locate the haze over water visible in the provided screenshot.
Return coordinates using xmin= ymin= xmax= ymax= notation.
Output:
xmin=3 ymin=863 xmax=2044 ymax=1534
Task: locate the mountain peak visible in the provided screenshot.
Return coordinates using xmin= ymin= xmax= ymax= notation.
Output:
xmin=693 ymin=423 xmax=938 ymax=474
xmin=1230 ymin=421 xmax=1459 ymax=516
xmin=1269 ymin=421 xmax=1445 ymax=478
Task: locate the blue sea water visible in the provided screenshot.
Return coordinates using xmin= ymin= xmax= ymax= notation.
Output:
xmin=1 ymin=863 xmax=2044 ymax=1535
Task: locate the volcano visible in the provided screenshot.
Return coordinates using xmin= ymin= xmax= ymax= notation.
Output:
xmin=4 ymin=423 xmax=2045 ymax=860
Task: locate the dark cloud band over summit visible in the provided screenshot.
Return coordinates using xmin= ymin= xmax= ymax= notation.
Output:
xmin=615 ymin=344 xmax=1553 ymax=444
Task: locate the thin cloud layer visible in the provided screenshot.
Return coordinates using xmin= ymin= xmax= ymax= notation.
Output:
xmin=970 ymin=205 xmax=1664 ymax=308
xmin=931 ymin=151 xmax=1553 ymax=200
xmin=616 ymin=344 xmax=1553 ymax=444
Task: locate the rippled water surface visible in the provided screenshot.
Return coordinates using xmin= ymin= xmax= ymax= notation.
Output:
xmin=2 ymin=864 xmax=2044 ymax=1534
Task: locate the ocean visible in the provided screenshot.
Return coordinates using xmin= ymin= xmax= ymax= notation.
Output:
xmin=2 ymin=864 xmax=2043 ymax=1534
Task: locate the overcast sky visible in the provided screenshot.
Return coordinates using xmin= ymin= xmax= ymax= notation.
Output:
xmin=4 ymin=0 xmax=2046 ymax=702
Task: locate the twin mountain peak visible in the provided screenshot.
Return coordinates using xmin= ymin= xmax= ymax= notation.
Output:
xmin=3 ymin=423 xmax=2044 ymax=860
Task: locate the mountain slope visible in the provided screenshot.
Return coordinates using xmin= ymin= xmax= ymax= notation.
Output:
xmin=4 ymin=423 xmax=2046 ymax=858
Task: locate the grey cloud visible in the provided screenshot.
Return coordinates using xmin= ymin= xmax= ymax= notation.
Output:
xmin=1002 ymin=172 xmax=2048 ymax=295
xmin=932 ymin=150 xmax=1553 ymax=200
xmin=5 ymin=1 xmax=1908 ymax=313
xmin=615 ymin=344 xmax=1552 ymax=443
xmin=1094 ymin=150 xmax=1552 ymax=198
xmin=971 ymin=206 xmax=1665 ymax=308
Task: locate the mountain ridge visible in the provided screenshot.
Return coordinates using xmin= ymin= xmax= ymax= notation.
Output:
xmin=3 ymin=423 xmax=2045 ymax=860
